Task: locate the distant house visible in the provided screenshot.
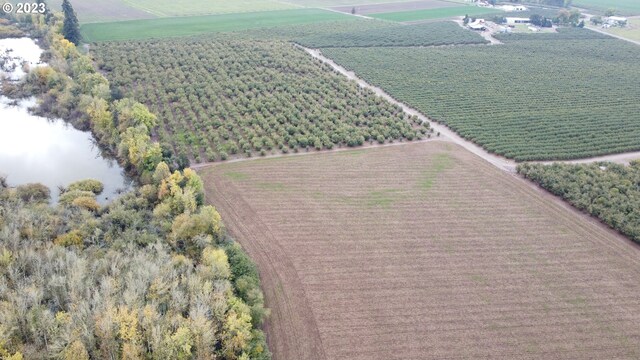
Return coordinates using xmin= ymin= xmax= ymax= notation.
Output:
xmin=500 ymin=5 xmax=527 ymax=12
xmin=468 ymin=19 xmax=486 ymax=31
xmin=605 ymin=16 xmax=628 ymax=26
xmin=505 ymin=17 xmax=531 ymax=25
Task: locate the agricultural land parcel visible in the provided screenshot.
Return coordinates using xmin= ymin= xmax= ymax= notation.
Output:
xmin=81 ymin=9 xmax=352 ymax=42
xmin=330 ymin=0 xmax=460 ymax=15
xmin=321 ymin=29 xmax=640 ymax=161
xmin=201 ymin=141 xmax=640 ymax=360
xmin=573 ymin=0 xmax=640 ymax=15
xmin=40 ymin=0 xmax=298 ymax=22
xmin=369 ymin=5 xmax=502 ymax=22
xmin=93 ymin=38 xmax=425 ymax=163
xmin=603 ymin=17 xmax=640 ymax=42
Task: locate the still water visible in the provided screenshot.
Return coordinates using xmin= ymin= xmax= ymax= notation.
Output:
xmin=0 ymin=38 xmax=131 ymax=204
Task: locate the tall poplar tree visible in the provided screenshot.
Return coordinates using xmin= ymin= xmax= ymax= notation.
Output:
xmin=61 ymin=0 xmax=81 ymax=45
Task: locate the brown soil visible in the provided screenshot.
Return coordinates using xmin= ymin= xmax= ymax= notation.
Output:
xmin=201 ymin=141 xmax=640 ymax=359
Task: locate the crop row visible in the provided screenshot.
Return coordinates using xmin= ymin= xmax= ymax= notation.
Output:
xmin=94 ymin=39 xmax=426 ymax=163
xmin=322 ymin=30 xmax=640 ymax=161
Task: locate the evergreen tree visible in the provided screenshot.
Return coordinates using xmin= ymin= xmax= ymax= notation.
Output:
xmin=61 ymin=0 xmax=81 ymax=45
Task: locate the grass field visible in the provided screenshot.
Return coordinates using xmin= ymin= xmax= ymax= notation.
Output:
xmin=573 ymin=0 xmax=640 ymax=15
xmin=9 ymin=0 xmax=156 ymax=23
xmin=370 ymin=5 xmax=502 ymax=22
xmin=604 ymin=18 xmax=640 ymax=41
xmin=321 ymin=29 xmax=640 ymax=161
xmin=119 ymin=0 xmax=297 ymax=17
xmin=201 ymin=141 xmax=640 ymax=359
xmin=281 ymin=0 xmax=466 ymax=6
xmin=81 ymin=9 xmax=352 ymax=42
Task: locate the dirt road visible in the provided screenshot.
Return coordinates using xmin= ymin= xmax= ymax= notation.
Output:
xmin=299 ymin=45 xmax=640 ymax=170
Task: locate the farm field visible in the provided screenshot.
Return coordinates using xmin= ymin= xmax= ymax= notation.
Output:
xmin=280 ymin=0 xmax=465 ymax=6
xmin=294 ymin=21 xmax=488 ymax=47
xmin=94 ymin=39 xmax=423 ymax=164
xmin=573 ymin=0 xmax=640 ymax=15
xmin=116 ymin=0 xmax=297 ymax=17
xmin=604 ymin=18 xmax=640 ymax=41
xmin=370 ymin=5 xmax=502 ymax=22
xmin=321 ymin=29 xmax=640 ymax=161
xmin=9 ymin=0 xmax=156 ymax=23
xmin=201 ymin=141 xmax=640 ymax=360
xmin=331 ymin=0 xmax=459 ymax=15
xmin=81 ymin=9 xmax=352 ymax=42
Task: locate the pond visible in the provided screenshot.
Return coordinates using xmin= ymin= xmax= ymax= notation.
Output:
xmin=0 ymin=37 xmax=131 ymax=204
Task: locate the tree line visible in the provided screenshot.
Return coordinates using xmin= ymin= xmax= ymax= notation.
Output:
xmin=0 ymin=11 xmax=270 ymax=360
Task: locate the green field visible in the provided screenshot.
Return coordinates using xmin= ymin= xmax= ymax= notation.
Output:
xmin=322 ymin=29 xmax=640 ymax=161
xmin=81 ymin=9 xmax=352 ymax=42
xmin=279 ymin=0 xmax=464 ymax=6
xmin=573 ymin=0 xmax=640 ymax=15
xmin=370 ymin=5 xmax=502 ymax=22
xmin=120 ymin=0 xmax=297 ymax=17
xmin=294 ymin=21 xmax=487 ymax=47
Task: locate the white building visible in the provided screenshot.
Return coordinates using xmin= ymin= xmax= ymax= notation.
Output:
xmin=605 ymin=16 xmax=628 ymax=26
xmin=505 ymin=17 xmax=531 ymax=25
xmin=499 ymin=5 xmax=527 ymax=12
xmin=468 ymin=19 xmax=487 ymax=30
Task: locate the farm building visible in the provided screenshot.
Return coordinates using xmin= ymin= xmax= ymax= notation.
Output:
xmin=505 ymin=17 xmax=531 ymax=25
xmin=605 ymin=16 xmax=628 ymax=26
xmin=468 ymin=19 xmax=486 ymax=30
xmin=499 ymin=5 xmax=527 ymax=12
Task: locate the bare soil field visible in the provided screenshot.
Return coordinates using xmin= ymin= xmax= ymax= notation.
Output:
xmin=331 ymin=0 xmax=458 ymax=15
xmin=201 ymin=141 xmax=640 ymax=360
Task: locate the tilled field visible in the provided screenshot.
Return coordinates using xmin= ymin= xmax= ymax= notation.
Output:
xmin=331 ymin=0 xmax=458 ymax=15
xmin=201 ymin=141 xmax=640 ymax=360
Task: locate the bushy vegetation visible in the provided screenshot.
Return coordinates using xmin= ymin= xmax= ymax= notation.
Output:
xmin=0 ymin=13 xmax=270 ymax=359
xmin=322 ymin=29 xmax=640 ymax=161
xmin=93 ymin=39 xmax=423 ymax=163
xmin=294 ymin=21 xmax=488 ymax=48
xmin=0 ymin=171 xmax=270 ymax=360
xmin=519 ymin=161 xmax=640 ymax=243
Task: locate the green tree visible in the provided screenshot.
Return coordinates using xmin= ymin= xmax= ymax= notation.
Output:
xmin=61 ymin=0 xmax=81 ymax=45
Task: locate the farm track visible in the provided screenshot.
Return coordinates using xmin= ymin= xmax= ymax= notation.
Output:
xmin=297 ymin=45 xmax=640 ymax=169
xmin=201 ymin=142 xmax=640 ymax=360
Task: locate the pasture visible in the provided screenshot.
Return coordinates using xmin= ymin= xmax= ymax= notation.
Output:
xmin=11 ymin=0 xmax=155 ymax=23
xmin=370 ymin=5 xmax=502 ymax=22
xmin=94 ymin=38 xmax=423 ymax=163
xmin=201 ymin=141 xmax=640 ymax=360
xmin=322 ymin=29 xmax=640 ymax=161
xmin=115 ymin=0 xmax=297 ymax=17
xmin=331 ymin=0 xmax=459 ymax=15
xmin=81 ymin=9 xmax=351 ymax=42
xmin=573 ymin=0 xmax=640 ymax=15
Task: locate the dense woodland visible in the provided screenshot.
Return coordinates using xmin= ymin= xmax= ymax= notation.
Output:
xmin=1 ymin=12 xmax=270 ymax=359
xmin=519 ymin=162 xmax=640 ymax=243
xmin=322 ymin=29 xmax=640 ymax=161
xmin=93 ymin=39 xmax=426 ymax=163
